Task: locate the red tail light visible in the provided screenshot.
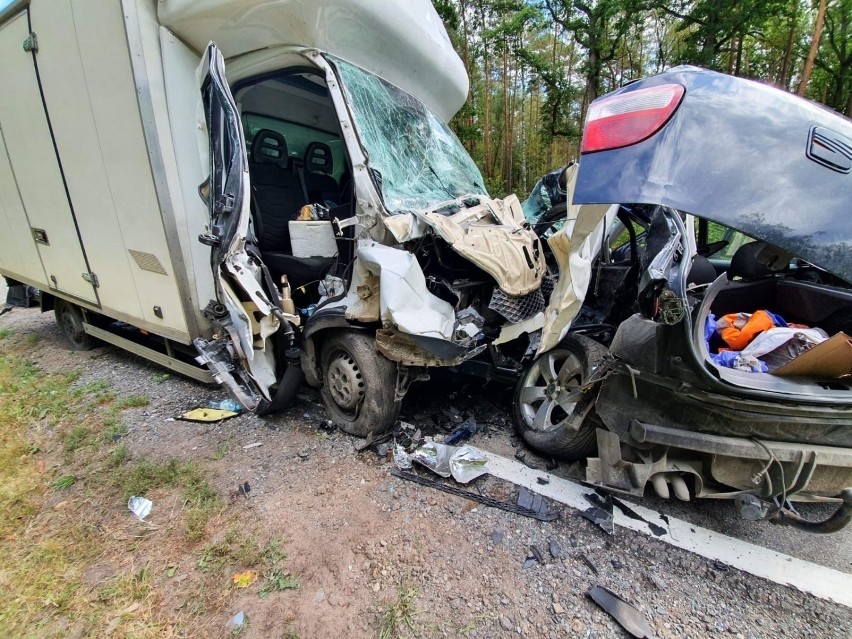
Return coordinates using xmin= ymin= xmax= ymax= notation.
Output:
xmin=581 ymin=83 xmax=685 ymax=153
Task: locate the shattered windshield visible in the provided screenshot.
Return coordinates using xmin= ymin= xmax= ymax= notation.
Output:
xmin=331 ymin=58 xmax=487 ymax=213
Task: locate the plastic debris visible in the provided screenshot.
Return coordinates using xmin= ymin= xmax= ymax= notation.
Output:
xmin=238 ymin=482 xmax=251 ymax=498
xmin=548 ymin=539 xmax=562 ymax=559
xmin=128 ymin=496 xmax=152 ymax=521
xmin=393 ymin=445 xmax=412 ymax=469
xmin=178 ymin=407 xmax=239 ymax=422
xmin=581 ymin=492 xmax=615 ymax=535
xmin=242 ymin=442 xmax=263 ymax=450
xmin=517 ymin=487 xmax=556 ymax=520
xmin=580 ymin=553 xmax=599 ymax=575
xmin=232 ymin=570 xmax=259 ymax=588
xmin=411 ymin=442 xmax=488 ymax=484
xmin=226 ymin=611 xmax=246 ymax=632
xmin=443 ymin=416 xmax=477 ymax=446
xmin=587 ymin=586 xmax=656 ymax=639
xmin=529 ymin=544 xmax=545 ymax=563
xmin=207 ymin=398 xmax=243 ymax=412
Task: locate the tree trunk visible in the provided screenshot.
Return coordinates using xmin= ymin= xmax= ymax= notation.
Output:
xmin=798 ymin=0 xmax=828 ymax=97
xmin=779 ymin=1 xmax=798 ymax=89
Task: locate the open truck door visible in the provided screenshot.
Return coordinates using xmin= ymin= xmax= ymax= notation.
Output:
xmin=193 ymin=43 xmax=298 ymax=411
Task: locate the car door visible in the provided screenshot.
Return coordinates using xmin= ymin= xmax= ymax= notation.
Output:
xmin=193 ymin=43 xmax=292 ymax=410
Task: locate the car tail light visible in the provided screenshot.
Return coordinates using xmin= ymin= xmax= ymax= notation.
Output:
xmin=581 ymin=83 xmax=685 ymax=153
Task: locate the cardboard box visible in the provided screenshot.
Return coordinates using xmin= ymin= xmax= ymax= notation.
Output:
xmin=772 ymin=332 xmax=852 ymax=378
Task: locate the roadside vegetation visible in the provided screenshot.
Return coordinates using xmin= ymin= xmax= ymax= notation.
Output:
xmin=0 ymin=330 xmax=298 ymax=637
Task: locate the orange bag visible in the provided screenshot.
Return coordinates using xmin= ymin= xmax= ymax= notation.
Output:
xmin=716 ymin=310 xmax=776 ymax=350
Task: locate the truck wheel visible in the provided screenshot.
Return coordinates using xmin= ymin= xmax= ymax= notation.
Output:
xmin=320 ymin=331 xmax=400 ymax=437
xmin=54 ymin=299 xmax=95 ymax=351
xmin=513 ymin=334 xmax=606 ymax=460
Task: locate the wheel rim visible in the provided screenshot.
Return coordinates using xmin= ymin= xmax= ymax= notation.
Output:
xmin=518 ymin=348 xmax=585 ymax=433
xmin=326 ymin=350 xmax=365 ymax=417
xmin=60 ymin=308 xmax=85 ymax=346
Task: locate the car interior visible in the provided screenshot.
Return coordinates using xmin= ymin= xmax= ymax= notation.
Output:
xmin=234 ymin=70 xmax=355 ymax=307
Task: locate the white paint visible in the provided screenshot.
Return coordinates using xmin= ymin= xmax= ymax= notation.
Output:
xmin=472 ymin=447 xmax=852 ymax=609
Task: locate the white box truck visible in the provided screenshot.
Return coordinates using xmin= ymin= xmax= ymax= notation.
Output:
xmin=0 ymin=0 xmax=608 ymax=438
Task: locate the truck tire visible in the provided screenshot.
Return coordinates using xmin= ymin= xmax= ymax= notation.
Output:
xmin=513 ymin=334 xmax=606 ymax=460
xmin=54 ymin=299 xmax=95 ymax=351
xmin=319 ymin=331 xmax=400 ymax=437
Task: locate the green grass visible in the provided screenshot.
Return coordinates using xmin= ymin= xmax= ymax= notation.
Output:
xmin=258 ymin=570 xmax=299 ymax=597
xmin=52 ymin=475 xmax=77 ymax=490
xmin=0 ymin=327 xmax=12 ymax=340
xmin=152 ymin=372 xmax=171 ymax=383
xmin=378 ymin=587 xmax=421 ymax=639
xmin=64 ymin=425 xmax=94 ymax=452
xmin=116 ymin=394 xmax=149 ymax=409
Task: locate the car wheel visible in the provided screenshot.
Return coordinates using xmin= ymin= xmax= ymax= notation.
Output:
xmin=513 ymin=334 xmax=606 ymax=460
xmin=54 ymin=299 xmax=95 ymax=351
xmin=320 ymin=331 xmax=400 ymax=437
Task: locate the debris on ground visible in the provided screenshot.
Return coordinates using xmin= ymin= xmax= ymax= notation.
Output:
xmin=242 ymin=442 xmax=263 ymax=450
xmin=232 ymin=570 xmax=259 ymax=588
xmin=239 ymin=482 xmax=251 ymax=498
xmin=548 ymin=539 xmax=563 ymax=559
xmin=411 ymin=442 xmax=488 ymax=484
xmin=443 ymin=416 xmax=477 ymax=446
xmin=206 ymin=398 xmax=243 ymax=413
xmin=517 ymin=486 xmax=557 ymax=520
xmin=393 ymin=444 xmax=412 ymax=469
xmin=587 ymin=585 xmax=656 ymax=639
xmin=390 ymin=469 xmax=558 ymax=522
xmin=580 ymin=553 xmax=599 ymax=576
xmin=127 ymin=496 xmax=152 ymax=521
xmin=178 ymin=407 xmax=239 ymax=422
xmin=581 ymin=492 xmax=615 ymax=535
xmin=226 ymin=611 xmax=246 ymax=632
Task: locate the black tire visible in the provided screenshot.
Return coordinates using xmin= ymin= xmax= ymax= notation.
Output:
xmin=513 ymin=334 xmax=607 ymax=460
xmin=54 ymin=299 xmax=95 ymax=351
xmin=319 ymin=331 xmax=401 ymax=437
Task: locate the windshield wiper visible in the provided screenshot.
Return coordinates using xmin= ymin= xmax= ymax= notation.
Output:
xmin=427 ymin=162 xmax=457 ymax=200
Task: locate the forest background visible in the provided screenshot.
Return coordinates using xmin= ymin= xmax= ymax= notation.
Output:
xmin=431 ymin=0 xmax=852 ymax=198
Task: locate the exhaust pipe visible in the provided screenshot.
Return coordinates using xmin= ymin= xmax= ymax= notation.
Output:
xmin=768 ymin=488 xmax=852 ymax=534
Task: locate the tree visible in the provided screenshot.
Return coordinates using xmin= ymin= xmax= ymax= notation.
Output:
xmin=798 ymin=0 xmax=829 ymax=95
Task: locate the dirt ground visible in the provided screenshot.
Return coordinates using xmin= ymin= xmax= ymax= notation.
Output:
xmin=1 ymin=300 xmax=851 ymax=638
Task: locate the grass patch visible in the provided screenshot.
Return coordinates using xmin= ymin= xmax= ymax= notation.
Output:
xmin=258 ymin=570 xmax=299 ymax=597
xmin=0 ymin=327 xmax=11 ymax=340
xmin=52 ymin=474 xmax=77 ymax=490
xmin=64 ymin=425 xmax=94 ymax=452
xmin=378 ymin=587 xmax=421 ymax=639
xmin=112 ymin=458 xmax=220 ymax=540
xmin=24 ymin=333 xmax=40 ymax=347
xmin=152 ymin=372 xmax=171 ymax=383
xmin=116 ymin=394 xmax=149 ymax=409
xmin=109 ymin=443 xmax=129 ymax=468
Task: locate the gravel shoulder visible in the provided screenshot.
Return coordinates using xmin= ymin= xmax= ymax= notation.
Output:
xmin=1 ymin=301 xmax=850 ymax=638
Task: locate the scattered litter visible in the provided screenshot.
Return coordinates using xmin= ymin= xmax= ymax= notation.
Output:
xmin=178 ymin=407 xmax=239 ymax=423
xmin=548 ymin=539 xmax=562 ymax=559
xmin=711 ymin=559 xmax=730 ymax=572
xmin=580 ymin=492 xmax=614 ymax=535
xmin=238 ymin=482 xmax=251 ymax=498
xmin=232 ymin=570 xmax=258 ymax=588
xmin=580 ymin=553 xmax=599 ymax=576
xmin=242 ymin=442 xmax=263 ymax=450
xmin=393 ymin=445 xmax=412 ymax=469
xmin=441 ymin=406 xmax=463 ymax=423
xmin=319 ymin=419 xmax=336 ymax=431
xmin=490 ymin=529 xmax=504 ymax=545
xmin=226 ymin=611 xmax=245 ymax=631
xmin=207 ymin=398 xmax=242 ymax=412
xmin=587 ymin=586 xmax=656 ymax=639
xmin=376 ymin=443 xmax=391 ymax=458
xmin=522 ymin=557 xmax=537 ymax=569
xmin=390 ymin=468 xmax=558 ymax=522
xmin=128 ymin=496 xmax=152 ymax=521
xmin=517 ymin=487 xmax=556 ymax=520
xmin=610 ymin=494 xmax=667 ymax=537
xmin=529 ymin=544 xmax=545 ymax=564
xmin=536 ymin=476 xmax=550 ymax=485
xmin=411 ymin=442 xmax=488 ymax=484
xmin=611 ymin=558 xmax=624 ymax=570
xmin=443 ymin=416 xmax=477 ymax=446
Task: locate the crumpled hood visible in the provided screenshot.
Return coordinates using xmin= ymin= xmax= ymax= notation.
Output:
xmin=383 ymin=195 xmax=546 ymax=296
xmin=574 ymin=66 xmax=852 ymax=282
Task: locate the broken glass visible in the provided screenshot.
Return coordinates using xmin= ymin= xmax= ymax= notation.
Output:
xmin=330 ymin=57 xmax=487 ymax=213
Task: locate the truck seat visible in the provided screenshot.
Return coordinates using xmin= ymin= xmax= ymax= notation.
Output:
xmin=303 ymin=142 xmax=339 ymax=205
xmin=249 ymin=129 xmax=303 ymax=253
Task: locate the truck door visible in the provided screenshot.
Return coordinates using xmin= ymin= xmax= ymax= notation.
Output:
xmin=0 ymin=10 xmax=97 ymax=304
xmin=193 ymin=43 xmax=293 ymax=410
